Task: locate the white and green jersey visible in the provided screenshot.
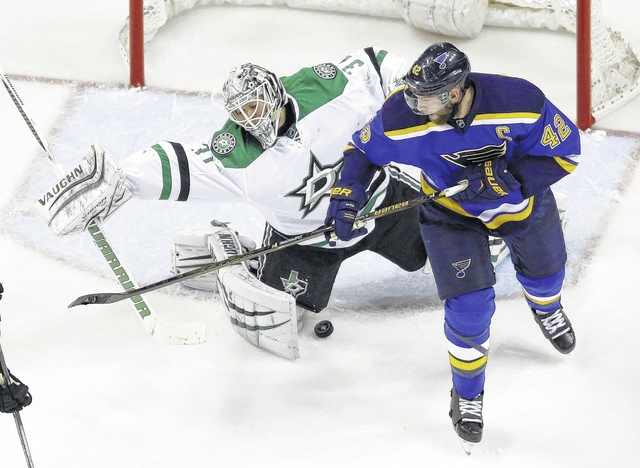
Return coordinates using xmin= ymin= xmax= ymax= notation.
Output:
xmin=121 ymin=48 xmax=419 ymax=247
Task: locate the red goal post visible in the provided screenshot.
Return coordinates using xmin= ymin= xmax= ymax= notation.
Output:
xmin=123 ymin=0 xmax=640 ymax=131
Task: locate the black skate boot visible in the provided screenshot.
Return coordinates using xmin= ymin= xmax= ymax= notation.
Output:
xmin=449 ymin=388 xmax=483 ymax=454
xmin=531 ymin=307 xmax=576 ymax=354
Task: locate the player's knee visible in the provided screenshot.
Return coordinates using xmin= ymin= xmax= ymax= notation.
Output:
xmin=445 ymin=287 xmax=496 ymax=335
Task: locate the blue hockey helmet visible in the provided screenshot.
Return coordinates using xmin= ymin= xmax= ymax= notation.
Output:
xmin=404 ymin=42 xmax=471 ymax=115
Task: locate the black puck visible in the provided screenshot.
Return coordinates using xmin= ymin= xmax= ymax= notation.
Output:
xmin=314 ymin=320 xmax=334 ymax=338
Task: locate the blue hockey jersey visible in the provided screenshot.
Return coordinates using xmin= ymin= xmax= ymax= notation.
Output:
xmin=344 ymin=73 xmax=581 ymax=229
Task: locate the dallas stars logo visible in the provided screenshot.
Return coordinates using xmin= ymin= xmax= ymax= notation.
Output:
xmin=286 ymin=153 xmax=343 ymax=218
xmin=281 ymin=271 xmax=308 ymax=298
xmin=313 ymin=63 xmax=337 ymax=80
xmin=212 ymin=132 xmax=236 ymax=155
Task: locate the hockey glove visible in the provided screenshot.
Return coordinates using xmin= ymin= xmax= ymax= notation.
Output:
xmin=324 ymin=180 xmax=369 ymax=244
xmin=0 ymin=372 xmax=32 ymax=413
xmin=35 ymin=143 xmax=132 ymax=236
xmin=453 ymin=157 xmax=521 ymax=204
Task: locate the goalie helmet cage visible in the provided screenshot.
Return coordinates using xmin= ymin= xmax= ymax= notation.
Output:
xmin=124 ymin=0 xmax=640 ymax=131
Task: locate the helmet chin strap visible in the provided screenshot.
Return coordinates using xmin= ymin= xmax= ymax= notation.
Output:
xmin=447 ymin=101 xmax=463 ymax=127
xmin=446 ymin=85 xmax=473 ymax=129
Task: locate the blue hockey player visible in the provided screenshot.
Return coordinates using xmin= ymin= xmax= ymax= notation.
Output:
xmin=324 ymin=42 xmax=580 ymax=451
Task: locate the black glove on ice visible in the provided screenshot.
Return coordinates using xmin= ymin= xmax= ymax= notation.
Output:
xmin=0 ymin=372 xmax=32 ymax=413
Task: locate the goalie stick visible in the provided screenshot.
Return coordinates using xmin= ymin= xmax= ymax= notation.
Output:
xmin=0 ymin=67 xmax=205 ymax=345
xmin=69 ymin=181 xmax=469 ymax=307
xmin=0 ymin=311 xmax=35 ymax=468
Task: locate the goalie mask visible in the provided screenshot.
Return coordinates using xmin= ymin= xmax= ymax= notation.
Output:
xmin=222 ymin=63 xmax=288 ymax=149
xmin=404 ymin=42 xmax=471 ymax=115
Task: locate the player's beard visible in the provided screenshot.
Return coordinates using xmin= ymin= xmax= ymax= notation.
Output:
xmin=428 ymin=102 xmax=455 ymax=125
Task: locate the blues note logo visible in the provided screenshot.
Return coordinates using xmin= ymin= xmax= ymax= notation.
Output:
xmin=435 ymin=53 xmax=448 ymax=69
xmin=452 ymin=259 xmax=471 ymax=278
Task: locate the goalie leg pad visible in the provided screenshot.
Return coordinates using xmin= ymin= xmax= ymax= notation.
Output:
xmin=554 ymin=191 xmax=568 ymax=231
xmin=207 ymin=226 xmax=300 ymax=359
xmin=218 ymin=265 xmax=300 ymax=360
xmin=172 ymin=223 xmax=299 ymax=358
xmin=489 ymin=235 xmax=509 ymax=267
xmin=35 ymin=142 xmax=132 ymax=236
xmin=171 ymin=222 xmax=257 ymax=292
xmin=172 ymin=225 xmax=224 ymax=292
xmin=172 ymin=221 xmax=304 ymax=360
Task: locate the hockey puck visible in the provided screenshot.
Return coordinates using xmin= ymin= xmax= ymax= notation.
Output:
xmin=314 ymin=320 xmax=334 ymax=338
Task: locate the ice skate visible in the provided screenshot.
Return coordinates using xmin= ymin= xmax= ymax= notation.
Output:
xmin=531 ymin=307 xmax=576 ymax=354
xmin=449 ymin=388 xmax=483 ymax=455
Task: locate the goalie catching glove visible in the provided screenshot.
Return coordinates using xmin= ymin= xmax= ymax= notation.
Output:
xmin=35 ymin=142 xmax=132 ymax=235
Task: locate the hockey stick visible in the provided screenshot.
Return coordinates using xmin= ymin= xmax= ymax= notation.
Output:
xmin=0 ymin=68 xmax=205 ymax=345
xmin=69 ymin=180 xmax=469 ymax=307
xmin=0 ymin=310 xmax=35 ymax=468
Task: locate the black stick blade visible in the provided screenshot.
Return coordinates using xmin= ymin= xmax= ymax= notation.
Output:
xmin=68 ymin=292 xmax=131 ymax=307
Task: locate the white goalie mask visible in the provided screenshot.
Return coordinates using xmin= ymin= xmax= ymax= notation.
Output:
xmin=222 ymin=64 xmax=288 ymax=149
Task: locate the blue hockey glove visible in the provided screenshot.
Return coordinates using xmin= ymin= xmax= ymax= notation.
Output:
xmin=0 ymin=372 xmax=32 ymax=413
xmin=324 ymin=180 xmax=369 ymax=244
xmin=453 ymin=157 xmax=521 ymax=204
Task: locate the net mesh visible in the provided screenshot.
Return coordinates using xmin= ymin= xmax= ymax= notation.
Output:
xmin=119 ymin=0 xmax=640 ymax=119
xmin=487 ymin=0 xmax=640 ymax=117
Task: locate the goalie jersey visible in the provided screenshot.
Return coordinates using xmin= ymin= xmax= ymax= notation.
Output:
xmin=343 ymin=72 xmax=581 ymax=229
xmin=120 ymin=48 xmax=415 ymax=246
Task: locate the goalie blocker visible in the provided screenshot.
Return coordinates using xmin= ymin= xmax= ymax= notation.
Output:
xmin=177 ymin=223 xmax=303 ymax=360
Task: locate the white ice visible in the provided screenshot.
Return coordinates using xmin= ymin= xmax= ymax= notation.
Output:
xmin=1 ymin=1 xmax=639 ymax=467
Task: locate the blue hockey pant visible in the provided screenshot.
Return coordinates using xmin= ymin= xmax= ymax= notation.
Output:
xmin=419 ymin=188 xmax=567 ymax=398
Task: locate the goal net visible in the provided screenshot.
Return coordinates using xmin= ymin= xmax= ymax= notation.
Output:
xmin=485 ymin=0 xmax=640 ymax=126
xmin=120 ymin=0 xmax=640 ymax=128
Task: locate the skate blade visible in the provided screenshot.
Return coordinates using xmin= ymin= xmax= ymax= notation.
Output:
xmin=459 ymin=438 xmax=476 ymax=455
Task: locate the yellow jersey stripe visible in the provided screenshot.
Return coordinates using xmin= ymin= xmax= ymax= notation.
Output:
xmin=555 ymin=156 xmax=577 ymax=173
xmin=420 ymin=175 xmax=534 ymax=229
xmin=384 ymin=111 xmax=541 ymax=139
